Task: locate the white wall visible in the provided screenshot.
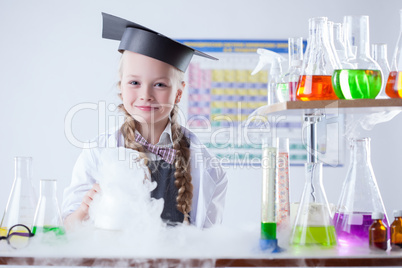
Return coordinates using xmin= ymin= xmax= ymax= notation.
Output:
xmin=0 ymin=0 xmax=401 ymax=228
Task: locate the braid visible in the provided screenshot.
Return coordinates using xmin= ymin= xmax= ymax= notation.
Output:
xmin=171 ymin=104 xmax=193 ymax=224
xmin=118 ymin=104 xmax=149 ymax=166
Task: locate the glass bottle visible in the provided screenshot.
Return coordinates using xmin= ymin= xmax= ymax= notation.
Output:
xmin=290 ymin=163 xmax=337 ymax=247
xmin=0 ymin=157 xmax=37 ymax=236
xmin=32 ymin=179 xmax=65 ymax=236
xmin=372 ymin=43 xmax=391 ymax=99
xmin=334 ymin=138 xmax=389 ymax=248
xmin=369 ymin=212 xmax=388 ymax=251
xmin=296 ymin=17 xmax=340 ymax=101
xmin=284 ymin=37 xmax=304 ymax=101
xmin=332 ymin=16 xmax=382 ymax=99
xmin=386 ymin=9 xmax=402 ymax=98
xmin=391 ymin=210 xmax=402 ymax=250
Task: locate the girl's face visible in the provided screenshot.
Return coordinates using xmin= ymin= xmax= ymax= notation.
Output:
xmin=120 ymin=51 xmax=184 ymax=129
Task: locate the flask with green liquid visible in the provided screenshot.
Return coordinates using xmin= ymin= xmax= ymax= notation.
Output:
xmin=32 ymin=179 xmax=65 ymax=237
xmin=332 ymin=15 xmax=382 ymax=99
xmin=290 ymin=163 xmax=337 ymax=247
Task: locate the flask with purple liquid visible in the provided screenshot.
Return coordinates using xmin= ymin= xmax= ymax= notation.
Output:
xmin=334 ymin=138 xmax=389 ymax=248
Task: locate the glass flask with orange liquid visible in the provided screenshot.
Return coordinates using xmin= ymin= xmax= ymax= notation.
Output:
xmin=296 ymin=17 xmax=341 ymax=101
xmin=0 ymin=157 xmax=37 ymax=236
xmin=386 ymin=9 xmax=402 ymax=98
xmin=332 ymin=16 xmax=382 ymax=99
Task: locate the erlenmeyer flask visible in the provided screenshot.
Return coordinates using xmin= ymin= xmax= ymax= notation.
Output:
xmin=386 ymin=9 xmax=402 ymax=98
xmin=32 ymin=179 xmax=65 ymax=236
xmin=0 ymin=157 xmax=37 ymax=236
xmin=372 ymin=43 xmax=391 ymax=99
xmin=290 ymin=163 xmax=337 ymax=247
xmin=296 ymin=17 xmax=340 ymax=101
xmin=334 ymin=138 xmax=388 ymax=248
xmin=332 ymin=16 xmax=382 ymax=99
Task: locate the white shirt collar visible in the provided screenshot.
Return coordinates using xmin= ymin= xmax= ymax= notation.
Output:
xmin=133 ymin=121 xmax=173 ymax=147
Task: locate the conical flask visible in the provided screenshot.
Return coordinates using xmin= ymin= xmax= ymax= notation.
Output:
xmin=386 ymin=9 xmax=402 ymax=98
xmin=296 ymin=17 xmax=341 ymax=101
xmin=290 ymin=163 xmax=337 ymax=247
xmin=332 ymin=16 xmax=382 ymax=99
xmin=372 ymin=43 xmax=391 ymax=99
xmin=32 ymin=179 xmax=65 ymax=236
xmin=0 ymin=157 xmax=37 ymax=236
xmin=334 ymin=138 xmax=389 ymax=248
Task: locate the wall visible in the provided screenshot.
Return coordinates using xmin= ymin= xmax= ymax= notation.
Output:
xmin=0 ymin=0 xmax=401 ymax=228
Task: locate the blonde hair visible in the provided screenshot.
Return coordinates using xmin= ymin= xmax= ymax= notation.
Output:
xmin=117 ymin=53 xmax=193 ymax=223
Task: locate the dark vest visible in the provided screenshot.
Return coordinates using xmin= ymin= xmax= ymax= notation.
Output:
xmin=147 ymin=160 xmax=189 ymax=225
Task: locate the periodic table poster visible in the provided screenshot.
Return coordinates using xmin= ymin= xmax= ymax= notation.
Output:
xmin=178 ymin=40 xmax=344 ymax=167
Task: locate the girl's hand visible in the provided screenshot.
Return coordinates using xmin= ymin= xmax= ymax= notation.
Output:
xmin=79 ymin=183 xmax=101 ymax=215
xmin=64 ymin=183 xmax=101 ymax=229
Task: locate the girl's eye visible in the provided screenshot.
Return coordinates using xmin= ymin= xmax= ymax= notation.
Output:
xmin=129 ymin=81 xmax=139 ymax=85
xmin=155 ymin=83 xmax=167 ymax=87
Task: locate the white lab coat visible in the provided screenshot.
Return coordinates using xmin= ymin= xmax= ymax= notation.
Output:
xmin=61 ymin=126 xmax=228 ymax=228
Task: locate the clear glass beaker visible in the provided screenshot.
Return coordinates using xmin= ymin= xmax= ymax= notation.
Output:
xmin=0 ymin=157 xmax=37 ymax=236
xmin=290 ymin=163 xmax=336 ymax=247
xmin=332 ymin=16 xmax=382 ymax=99
xmin=261 ymin=138 xmax=277 ymax=241
xmin=285 ymin=37 xmax=303 ymax=101
xmin=32 ymin=179 xmax=65 ymax=236
xmin=334 ymin=138 xmax=389 ymax=248
xmin=296 ymin=17 xmax=340 ymax=101
xmin=372 ymin=43 xmax=391 ymax=99
xmin=386 ymin=9 xmax=402 ymax=98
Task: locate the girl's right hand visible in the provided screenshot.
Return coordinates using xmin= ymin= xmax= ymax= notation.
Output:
xmin=64 ymin=183 xmax=101 ymax=228
xmin=79 ymin=183 xmax=101 ymax=215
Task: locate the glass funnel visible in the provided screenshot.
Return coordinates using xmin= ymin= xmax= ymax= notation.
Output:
xmin=0 ymin=157 xmax=37 ymax=236
xmin=296 ymin=17 xmax=341 ymax=101
xmin=334 ymin=138 xmax=389 ymax=248
xmin=290 ymin=163 xmax=337 ymax=247
xmin=372 ymin=43 xmax=391 ymax=99
xmin=332 ymin=16 xmax=382 ymax=99
xmin=32 ymin=179 xmax=65 ymax=236
xmin=386 ymin=9 xmax=402 ymax=98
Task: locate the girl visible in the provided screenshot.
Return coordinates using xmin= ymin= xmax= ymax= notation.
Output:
xmin=61 ymin=13 xmax=228 ymax=228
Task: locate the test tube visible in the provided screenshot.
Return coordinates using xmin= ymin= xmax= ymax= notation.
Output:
xmin=261 ymin=137 xmax=277 ymax=241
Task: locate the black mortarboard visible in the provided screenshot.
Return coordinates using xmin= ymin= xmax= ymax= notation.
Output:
xmin=101 ymin=12 xmax=218 ymax=72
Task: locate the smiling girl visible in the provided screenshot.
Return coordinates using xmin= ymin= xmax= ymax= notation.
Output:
xmin=61 ymin=13 xmax=228 ymax=228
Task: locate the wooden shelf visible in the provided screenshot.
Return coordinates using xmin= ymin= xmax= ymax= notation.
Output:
xmin=254 ymin=99 xmax=402 ymax=116
xmin=2 ymin=254 xmax=402 ymax=267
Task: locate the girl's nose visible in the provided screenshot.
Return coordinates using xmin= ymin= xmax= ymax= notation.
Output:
xmin=139 ymin=86 xmax=154 ymax=101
